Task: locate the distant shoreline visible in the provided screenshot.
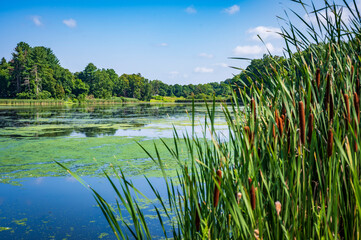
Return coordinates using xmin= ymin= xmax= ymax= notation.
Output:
xmin=0 ymin=97 xmax=231 ymax=106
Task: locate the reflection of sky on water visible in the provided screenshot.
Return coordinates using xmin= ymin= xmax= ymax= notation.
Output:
xmin=0 ymin=176 xmax=172 ymax=239
xmin=0 ymin=103 xmax=230 ymax=139
xmin=67 ymin=121 xmax=229 ymax=140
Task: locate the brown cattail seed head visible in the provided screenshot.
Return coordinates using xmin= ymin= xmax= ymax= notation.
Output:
xmin=316 ymin=68 xmax=321 ymax=89
xmin=244 ymin=126 xmax=250 ymax=139
xmin=272 ymin=124 xmax=276 ymax=139
xmin=278 ymin=116 xmax=284 ymax=136
xmin=344 ymin=94 xmax=351 ymax=130
xmin=275 ymin=201 xmax=282 ymax=216
xmin=249 ymin=178 xmax=256 ymax=210
xmin=237 ymin=192 xmax=242 ymax=204
xmin=327 ymin=129 xmax=334 ymax=157
xmin=354 ymin=92 xmax=360 ymax=123
xmin=213 ymin=170 xmax=222 ymax=208
xmin=308 ymin=113 xmax=314 ymax=144
xmin=251 ymin=98 xmax=256 ymax=123
xmin=244 ymin=126 xmax=254 ymax=147
xmin=299 ymin=101 xmax=306 ymax=145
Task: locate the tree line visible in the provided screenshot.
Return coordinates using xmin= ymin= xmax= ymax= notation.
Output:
xmin=0 ymin=42 xmax=235 ymax=101
xmin=0 ymin=42 xmax=286 ymax=101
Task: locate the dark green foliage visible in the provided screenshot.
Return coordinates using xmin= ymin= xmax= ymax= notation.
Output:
xmin=0 ymin=43 xmax=270 ymax=101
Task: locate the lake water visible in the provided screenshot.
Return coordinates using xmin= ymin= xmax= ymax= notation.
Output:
xmin=0 ymin=103 xmax=228 ymax=239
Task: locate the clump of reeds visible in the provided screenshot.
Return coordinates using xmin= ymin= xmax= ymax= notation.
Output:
xmin=213 ymin=170 xmax=222 ymax=208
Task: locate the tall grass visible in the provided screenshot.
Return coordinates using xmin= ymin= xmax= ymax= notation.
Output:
xmin=59 ymin=0 xmax=361 ymax=238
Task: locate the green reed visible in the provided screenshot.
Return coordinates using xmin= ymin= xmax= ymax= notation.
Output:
xmin=59 ymin=0 xmax=361 ymax=238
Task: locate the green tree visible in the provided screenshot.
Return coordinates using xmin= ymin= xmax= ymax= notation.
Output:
xmin=0 ymin=58 xmax=11 ymax=98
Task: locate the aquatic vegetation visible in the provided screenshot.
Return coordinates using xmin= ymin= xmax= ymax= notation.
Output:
xmin=12 ymin=218 xmax=27 ymax=226
xmin=0 ymin=227 xmax=11 ymax=232
xmin=0 ymin=136 xmax=188 ymax=184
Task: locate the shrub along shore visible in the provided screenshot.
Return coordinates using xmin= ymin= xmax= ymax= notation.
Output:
xmin=0 ymin=96 xmax=231 ymax=106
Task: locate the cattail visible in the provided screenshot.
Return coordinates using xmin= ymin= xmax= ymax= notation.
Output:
xmin=316 ymin=68 xmax=321 ymax=89
xmin=278 ymin=116 xmax=284 ymax=136
xmin=325 ymin=73 xmax=331 ymax=107
xmin=351 ymin=65 xmax=354 ymax=80
xmin=308 ymin=113 xmax=314 ymax=144
xmin=327 ymin=129 xmax=333 ymax=157
xmin=237 ymin=192 xmax=242 ymax=204
xmin=244 ymin=126 xmax=254 ymax=147
xmin=249 ymin=178 xmax=256 ymax=210
xmin=299 ymin=101 xmax=306 ymax=145
xmin=354 ymin=92 xmax=360 ymax=123
xmin=275 ymin=201 xmax=282 ymax=216
xmin=213 ymin=170 xmax=222 ymax=208
xmin=244 ymin=126 xmax=250 ymax=141
xmin=272 ymin=123 xmax=276 ymax=139
xmin=344 ymin=94 xmax=351 ymax=130
xmin=281 ymin=114 xmax=285 ymax=122
xmin=251 ymin=98 xmax=256 ymax=123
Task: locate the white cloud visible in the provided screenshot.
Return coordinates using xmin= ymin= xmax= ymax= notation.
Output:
xmin=199 ymin=53 xmax=214 ymax=58
xmin=233 ymin=43 xmax=281 ymax=56
xmin=32 ymin=16 xmax=42 ymax=26
xmin=159 ymin=43 xmax=168 ymax=47
xmin=214 ymin=63 xmax=228 ymax=68
xmin=63 ymin=18 xmax=77 ymax=28
xmin=233 ymin=45 xmax=263 ymax=55
xmin=248 ymin=26 xmax=281 ymax=40
xmin=194 ymin=67 xmax=214 ymax=73
xmin=185 ymin=5 xmax=197 ymax=14
xmin=169 ymin=71 xmax=180 ymax=78
xmin=223 ymin=5 xmax=240 ymax=15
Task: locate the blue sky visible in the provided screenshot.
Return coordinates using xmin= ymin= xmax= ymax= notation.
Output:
xmin=0 ymin=0 xmax=349 ymax=84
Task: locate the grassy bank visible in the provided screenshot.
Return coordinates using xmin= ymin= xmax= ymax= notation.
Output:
xmin=150 ymin=96 xmax=230 ymax=103
xmin=0 ymin=97 xmax=140 ymax=106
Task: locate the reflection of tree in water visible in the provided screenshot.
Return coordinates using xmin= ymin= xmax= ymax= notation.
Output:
xmin=0 ymin=103 xmax=212 ymax=131
xmin=74 ymin=127 xmax=117 ymax=137
xmin=36 ymin=128 xmax=74 ymax=138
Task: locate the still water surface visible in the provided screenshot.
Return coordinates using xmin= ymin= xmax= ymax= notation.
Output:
xmin=0 ymin=103 xmax=227 ymax=239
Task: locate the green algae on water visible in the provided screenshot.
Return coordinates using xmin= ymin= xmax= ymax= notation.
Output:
xmin=0 ymin=227 xmax=11 ymax=232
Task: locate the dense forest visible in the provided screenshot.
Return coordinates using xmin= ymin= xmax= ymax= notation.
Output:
xmin=0 ymin=42 xmax=283 ymax=101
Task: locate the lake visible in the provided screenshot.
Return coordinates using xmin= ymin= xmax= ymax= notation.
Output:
xmin=0 ymin=103 xmax=228 ymax=239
